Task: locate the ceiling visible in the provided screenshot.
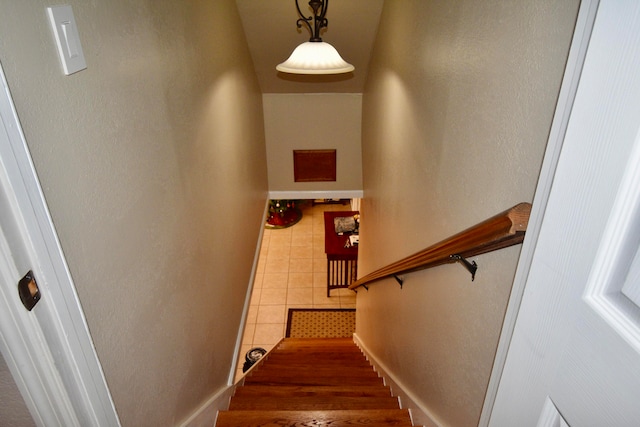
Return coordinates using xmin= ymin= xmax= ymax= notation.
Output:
xmin=235 ymin=0 xmax=384 ymax=94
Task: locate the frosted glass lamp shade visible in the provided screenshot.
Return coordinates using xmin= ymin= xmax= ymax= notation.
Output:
xmin=276 ymin=41 xmax=354 ymax=74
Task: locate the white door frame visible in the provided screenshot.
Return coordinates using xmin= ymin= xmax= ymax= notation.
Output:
xmin=0 ymin=1 xmax=602 ymax=423
xmin=479 ymin=0 xmax=600 ymax=424
xmin=0 ymin=61 xmax=120 ymax=426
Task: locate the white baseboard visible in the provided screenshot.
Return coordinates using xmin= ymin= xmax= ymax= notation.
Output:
xmin=268 ymin=190 xmax=363 ymax=200
xmin=180 ymin=337 xmax=282 ymax=427
xmin=178 ymin=384 xmax=235 ymax=427
xmin=353 ymin=333 xmax=442 ymax=427
xmin=180 ymin=200 xmax=271 ymax=427
xmin=227 ymin=199 xmax=270 ymax=384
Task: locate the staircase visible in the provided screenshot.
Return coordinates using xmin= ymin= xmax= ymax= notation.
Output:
xmin=216 ymin=337 xmax=415 ymax=426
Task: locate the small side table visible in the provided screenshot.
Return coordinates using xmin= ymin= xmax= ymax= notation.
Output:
xmin=324 ymin=211 xmax=359 ymax=297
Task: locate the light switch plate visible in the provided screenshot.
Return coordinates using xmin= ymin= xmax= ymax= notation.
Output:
xmin=47 ymin=5 xmax=87 ymax=75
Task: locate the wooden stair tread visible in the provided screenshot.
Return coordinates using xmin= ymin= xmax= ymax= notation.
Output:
xmin=260 ymin=353 xmax=369 ymax=360
xmin=252 ymin=362 xmax=377 ymax=376
xmin=260 ymin=354 xmax=369 ymax=362
xmin=271 ymin=350 xmax=365 ymax=356
xmin=216 ymin=409 xmax=413 ymax=427
xmin=265 ymin=357 xmax=371 ymax=369
xmin=244 ymin=376 xmax=384 ymax=387
xmin=274 ymin=343 xmax=363 ymax=348
xmin=233 ymin=385 xmax=392 ymax=398
xmin=247 ymin=371 xmax=379 ymax=380
xmin=264 ymin=350 xmax=367 ymax=357
xmin=276 ymin=343 xmax=363 ymax=348
xmin=246 ymin=368 xmax=381 ymax=381
xmin=276 ymin=342 xmax=362 ymax=346
xmin=269 ymin=352 xmax=365 ymax=358
xmin=229 ymin=396 xmax=400 ymax=410
xmin=221 ymin=338 xmax=414 ymax=426
xmin=258 ymin=361 xmax=372 ymax=369
xmin=248 ymin=364 xmax=377 ymax=372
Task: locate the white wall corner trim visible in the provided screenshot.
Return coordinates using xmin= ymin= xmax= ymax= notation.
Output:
xmin=353 ymin=333 xmax=442 ymax=427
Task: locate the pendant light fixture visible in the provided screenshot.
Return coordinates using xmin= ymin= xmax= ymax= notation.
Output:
xmin=276 ymin=0 xmax=354 ymax=75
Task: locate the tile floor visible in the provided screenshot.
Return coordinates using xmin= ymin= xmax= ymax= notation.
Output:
xmin=235 ymin=201 xmax=357 ymax=381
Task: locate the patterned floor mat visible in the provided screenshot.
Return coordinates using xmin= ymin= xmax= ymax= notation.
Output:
xmin=285 ymin=308 xmax=356 ymax=338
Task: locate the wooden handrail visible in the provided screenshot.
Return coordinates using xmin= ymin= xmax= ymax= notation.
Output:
xmin=348 ymin=202 xmax=531 ymax=290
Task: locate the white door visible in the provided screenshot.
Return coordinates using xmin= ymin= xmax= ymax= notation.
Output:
xmin=0 ymin=59 xmax=120 ymax=425
xmin=490 ymin=1 xmax=640 ymax=425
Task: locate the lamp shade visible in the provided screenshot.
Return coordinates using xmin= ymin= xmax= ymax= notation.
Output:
xmin=276 ymin=41 xmax=354 ymax=75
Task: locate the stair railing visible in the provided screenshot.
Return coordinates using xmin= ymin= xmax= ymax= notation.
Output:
xmin=348 ymin=202 xmax=531 ymax=291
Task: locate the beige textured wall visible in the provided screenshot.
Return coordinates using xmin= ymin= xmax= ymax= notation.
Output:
xmin=0 ymin=1 xmax=267 ymax=426
xmin=357 ymin=1 xmax=579 ymax=426
xmin=263 ymin=94 xmax=363 ymax=193
xmin=0 ymin=355 xmax=35 ymax=427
